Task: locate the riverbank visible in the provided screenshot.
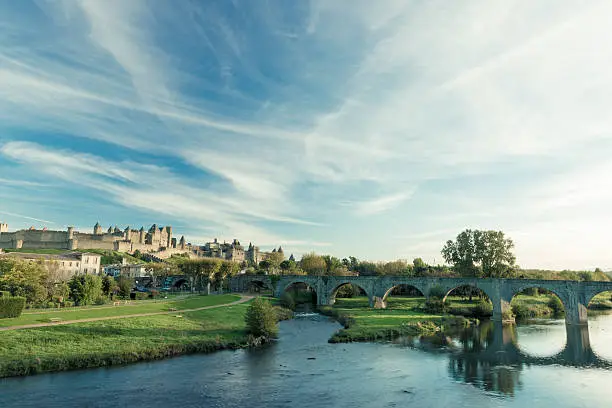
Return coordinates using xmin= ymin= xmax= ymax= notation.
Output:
xmin=318 ymin=293 xmax=611 ymax=343
xmin=0 ymin=295 xmax=261 ymax=378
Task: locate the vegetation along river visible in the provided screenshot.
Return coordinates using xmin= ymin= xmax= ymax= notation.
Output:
xmin=1 ymin=313 xmax=612 ymax=408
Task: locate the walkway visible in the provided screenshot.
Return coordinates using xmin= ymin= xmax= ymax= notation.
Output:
xmin=0 ymin=295 xmax=253 ymax=331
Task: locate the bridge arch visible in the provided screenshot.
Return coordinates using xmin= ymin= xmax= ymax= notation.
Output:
xmin=172 ymin=278 xmax=189 ymax=290
xmin=381 ymin=284 xmax=425 ymax=302
xmin=443 ymin=284 xmax=493 ymax=303
xmin=281 ymin=280 xmax=319 ymax=304
xmin=508 ymin=284 xmax=566 ymax=320
xmin=328 ymin=281 xmax=372 ymax=306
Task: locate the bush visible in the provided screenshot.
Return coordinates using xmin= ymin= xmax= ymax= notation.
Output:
xmin=0 ymin=296 xmax=26 ymax=318
xmin=280 ymin=292 xmax=295 ymax=310
xmin=547 ymin=296 xmax=564 ymax=315
xmin=274 ymin=306 xmax=294 ymax=321
xmin=424 ymin=298 xmax=448 ymax=314
xmin=245 ymin=297 xmax=278 ymax=338
xmin=94 ymin=296 xmax=107 ymax=305
xmin=0 ymin=291 xmax=10 ymax=297
xmin=134 ymin=292 xmax=149 ymax=300
xmin=150 ymin=289 xmax=160 ymax=299
xmin=63 ymin=300 xmax=75 ymax=308
xmin=473 ymin=300 xmax=493 ymax=317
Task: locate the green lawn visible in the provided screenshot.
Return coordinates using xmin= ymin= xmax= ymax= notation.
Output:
xmin=0 ymin=294 xmax=240 ymax=327
xmin=0 ymin=300 xmax=252 ymax=377
xmin=320 ymin=297 xmax=442 ymax=342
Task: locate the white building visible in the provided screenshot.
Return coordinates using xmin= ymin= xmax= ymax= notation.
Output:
xmin=0 ymin=251 xmax=101 ymax=280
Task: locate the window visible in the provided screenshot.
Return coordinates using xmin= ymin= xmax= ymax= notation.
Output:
xmin=69 ymin=262 xmax=72 ymax=267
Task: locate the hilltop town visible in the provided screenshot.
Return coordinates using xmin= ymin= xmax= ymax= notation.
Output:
xmin=0 ymin=221 xmax=284 ymax=279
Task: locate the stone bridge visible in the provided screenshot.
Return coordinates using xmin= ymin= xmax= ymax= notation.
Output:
xmin=230 ymin=274 xmax=612 ymax=326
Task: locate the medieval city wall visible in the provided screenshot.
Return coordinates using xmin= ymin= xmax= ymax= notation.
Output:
xmin=0 ymin=230 xmax=70 ymax=249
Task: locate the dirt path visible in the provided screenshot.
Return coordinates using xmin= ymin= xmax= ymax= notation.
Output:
xmin=0 ymin=295 xmax=253 ymax=332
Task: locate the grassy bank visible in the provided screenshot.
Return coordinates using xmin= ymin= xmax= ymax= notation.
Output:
xmin=319 ymin=297 xmax=444 ymax=342
xmin=0 ymin=294 xmax=240 ymax=327
xmin=0 ymin=300 xmax=253 ymax=378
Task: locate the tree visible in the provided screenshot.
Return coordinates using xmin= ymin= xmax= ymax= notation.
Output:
xmin=299 ymin=253 xmax=327 ymax=275
xmin=0 ymin=258 xmax=49 ymax=304
xmin=68 ymin=275 xmax=103 ymax=305
xmin=413 ymin=258 xmax=428 ymax=276
xmin=442 ymin=229 xmax=516 ymax=278
xmin=267 ymin=251 xmax=285 ymax=274
xmin=245 ymin=297 xmax=278 ymax=338
xmin=102 ymin=275 xmax=118 ymax=297
xmin=116 ymin=276 xmax=133 ymax=300
xmin=353 ymin=261 xmax=378 ymax=276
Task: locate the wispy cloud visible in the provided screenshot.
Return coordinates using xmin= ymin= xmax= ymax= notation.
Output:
xmin=1 ymin=1 xmax=612 ymax=268
xmin=351 ymin=191 xmax=414 ymax=216
xmin=0 ymin=210 xmax=55 ymax=225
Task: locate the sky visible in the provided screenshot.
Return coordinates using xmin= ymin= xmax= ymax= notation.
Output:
xmin=1 ymin=1 xmax=612 ymax=270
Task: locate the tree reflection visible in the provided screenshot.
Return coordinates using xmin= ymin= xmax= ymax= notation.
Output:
xmin=439 ymin=320 xmax=608 ymax=396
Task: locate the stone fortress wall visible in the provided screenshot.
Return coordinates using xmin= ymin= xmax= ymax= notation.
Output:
xmin=0 ymin=222 xmax=189 ymax=254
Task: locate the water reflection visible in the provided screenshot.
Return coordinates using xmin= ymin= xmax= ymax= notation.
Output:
xmin=406 ymin=317 xmax=612 ymax=397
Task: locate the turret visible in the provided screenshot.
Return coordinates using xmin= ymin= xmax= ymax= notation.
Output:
xmin=107 ymin=226 xmax=113 ymax=234
xmin=139 ymin=227 xmax=145 ymax=244
xmin=179 ymin=235 xmax=186 ymax=250
xmin=277 ymin=246 xmax=283 ymax=253
xmin=0 ymin=222 xmax=8 ymax=233
xmin=94 ymin=222 xmax=102 ymax=235
xmin=289 ymin=254 xmax=295 ymax=262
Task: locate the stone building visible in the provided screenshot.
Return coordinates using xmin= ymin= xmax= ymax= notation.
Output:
xmin=0 ymin=222 xmax=182 ymax=253
xmin=195 ymin=238 xmax=245 ymax=263
xmin=0 ymin=251 xmax=101 ymax=281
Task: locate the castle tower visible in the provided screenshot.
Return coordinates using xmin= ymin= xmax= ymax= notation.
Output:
xmin=0 ymin=222 xmax=7 ymax=233
xmin=107 ymin=226 xmax=113 ymax=234
xmin=139 ymin=227 xmax=145 ymax=244
xmin=124 ymin=226 xmax=130 ymax=240
xmin=67 ymin=226 xmax=77 ymax=250
xmin=179 ymin=235 xmax=186 ymax=250
xmin=165 ymin=226 xmax=172 ymax=249
xmin=93 ymin=222 xmax=102 ymax=235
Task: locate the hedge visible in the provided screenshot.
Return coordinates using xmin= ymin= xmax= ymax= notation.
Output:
xmin=0 ymin=291 xmax=10 ymax=298
xmin=0 ymin=296 xmax=26 ymax=318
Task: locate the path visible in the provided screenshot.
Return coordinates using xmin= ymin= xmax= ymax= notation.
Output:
xmin=0 ymin=295 xmax=253 ymax=331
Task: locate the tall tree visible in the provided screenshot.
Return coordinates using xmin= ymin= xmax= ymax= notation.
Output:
xmin=442 ymin=229 xmax=516 ymax=278
xmin=299 ymin=253 xmax=327 ymax=275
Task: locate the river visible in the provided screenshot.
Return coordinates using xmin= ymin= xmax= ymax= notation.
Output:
xmin=1 ymin=313 xmax=612 ymax=407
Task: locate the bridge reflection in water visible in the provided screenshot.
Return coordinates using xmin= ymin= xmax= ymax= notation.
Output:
xmin=412 ymin=320 xmax=612 ymax=396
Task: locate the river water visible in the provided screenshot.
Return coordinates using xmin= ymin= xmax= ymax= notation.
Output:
xmin=1 ymin=313 xmax=612 ymax=408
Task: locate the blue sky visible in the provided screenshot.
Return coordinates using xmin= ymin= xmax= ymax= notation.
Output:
xmin=1 ymin=1 xmax=612 ymax=270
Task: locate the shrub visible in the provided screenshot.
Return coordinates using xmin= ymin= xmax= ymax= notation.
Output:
xmin=94 ymin=296 xmax=107 ymax=305
xmin=0 ymin=291 xmax=10 ymax=297
xmin=150 ymin=289 xmax=160 ymax=299
xmin=547 ymin=296 xmax=564 ymax=315
xmin=134 ymin=292 xmax=149 ymax=300
xmin=0 ymin=296 xmax=26 ymax=318
xmin=424 ymin=298 xmax=448 ymax=314
xmin=274 ymin=306 xmax=294 ymax=321
xmin=63 ymin=300 xmax=75 ymax=308
xmin=280 ymin=292 xmax=295 ymax=310
xmin=245 ymin=297 xmax=278 ymax=338
xmin=473 ymin=300 xmax=493 ymax=318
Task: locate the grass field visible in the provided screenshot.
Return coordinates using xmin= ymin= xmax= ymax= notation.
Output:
xmin=0 ymin=294 xmax=240 ymax=328
xmin=320 ymin=297 xmax=443 ymax=342
xmin=0 ymin=298 xmax=252 ymax=377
